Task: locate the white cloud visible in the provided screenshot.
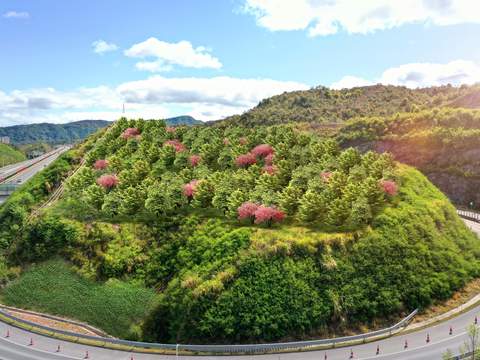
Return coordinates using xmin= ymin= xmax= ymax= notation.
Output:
xmin=124 ymin=38 xmax=222 ymax=72
xmin=331 ymin=60 xmax=480 ymax=89
xmin=92 ymin=40 xmax=118 ymax=54
xmin=2 ymin=11 xmax=30 ymax=19
xmin=0 ymin=76 xmax=308 ymax=125
xmin=330 ymin=76 xmax=374 ymax=90
xmin=244 ymin=0 xmax=480 ymax=36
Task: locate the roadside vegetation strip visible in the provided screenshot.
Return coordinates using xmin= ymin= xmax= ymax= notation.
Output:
xmin=0 ymin=307 xmax=418 ymax=355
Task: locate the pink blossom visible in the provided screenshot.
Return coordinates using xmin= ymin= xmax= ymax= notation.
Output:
xmin=251 ymin=144 xmax=274 ymax=158
xmin=262 ymin=165 xmax=277 ymax=175
xmin=321 ymin=171 xmax=332 ymax=182
xmin=235 ymin=153 xmax=257 ymax=167
xmin=239 ymin=137 xmax=248 ymax=145
xmin=164 ymin=139 xmax=186 ymax=152
xmin=183 ymin=180 xmax=199 ymax=198
xmin=97 ymin=174 xmax=119 ymax=189
xmin=121 ymin=128 xmax=140 ymax=139
xmin=94 ymin=159 xmax=109 ymax=170
xmin=189 ymin=154 xmax=201 ymax=167
xmin=264 ymin=153 xmax=274 ymax=165
xmin=166 ymin=126 xmax=176 ymax=133
xmin=237 ymin=202 xmax=259 ymax=221
xmin=380 ymin=179 xmax=398 ymax=196
xmin=223 ymin=138 xmax=230 ymax=145
xmin=254 ymin=206 xmax=285 ymax=225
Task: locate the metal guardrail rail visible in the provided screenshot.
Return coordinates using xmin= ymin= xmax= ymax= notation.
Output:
xmin=0 ymin=308 xmax=418 ymax=354
xmin=457 ymin=209 xmax=480 ymax=223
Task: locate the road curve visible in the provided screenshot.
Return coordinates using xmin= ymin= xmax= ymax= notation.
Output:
xmin=0 ymin=219 xmax=478 ymax=359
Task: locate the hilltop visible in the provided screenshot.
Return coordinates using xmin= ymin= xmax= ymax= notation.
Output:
xmin=220 ymin=84 xmax=480 ymax=126
xmin=0 ymin=118 xmax=478 ymax=343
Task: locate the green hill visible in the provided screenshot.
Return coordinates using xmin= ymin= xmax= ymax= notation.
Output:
xmin=220 ymin=84 xmax=480 ymax=126
xmin=1 ymin=118 xmax=478 ymax=343
xmin=338 ymin=107 xmax=480 ymax=209
xmin=0 ymin=120 xmax=110 ymax=145
xmin=0 ymin=143 xmax=26 ymax=167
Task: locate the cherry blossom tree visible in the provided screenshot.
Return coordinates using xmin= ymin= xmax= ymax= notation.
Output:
xmin=262 ymin=165 xmax=277 ymax=175
xmin=254 ymin=205 xmax=285 ymax=226
xmin=237 ymin=202 xmax=259 ymax=223
xmin=321 ymin=171 xmax=332 ymax=182
xmin=164 ymin=139 xmax=186 ymax=152
xmin=251 ymin=144 xmax=274 ymax=158
xmin=94 ymin=159 xmax=108 ymax=170
xmin=265 ymin=153 xmax=274 ymax=165
xmin=239 ymin=137 xmax=248 ymax=145
xmin=183 ymin=180 xmax=200 ymax=198
xmin=235 ymin=153 xmax=257 ymax=167
xmin=121 ymin=128 xmax=140 ymax=139
xmin=223 ymin=138 xmax=230 ymax=146
xmin=380 ymin=179 xmax=398 ymax=196
xmin=166 ymin=126 xmax=176 ymax=133
xmin=189 ymin=154 xmax=201 ymax=167
xmin=97 ymin=174 xmax=119 ymax=189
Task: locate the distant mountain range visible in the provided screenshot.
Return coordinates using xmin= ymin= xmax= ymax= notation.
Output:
xmin=0 ymin=116 xmax=203 ymax=145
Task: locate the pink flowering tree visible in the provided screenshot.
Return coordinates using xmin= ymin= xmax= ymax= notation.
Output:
xmin=262 ymin=165 xmax=277 ymax=175
xmin=237 ymin=202 xmax=259 ymax=224
xmin=239 ymin=137 xmax=248 ymax=145
xmin=223 ymin=138 xmax=230 ymax=146
xmin=254 ymin=205 xmax=285 ymax=227
xmin=264 ymin=153 xmax=274 ymax=165
xmin=321 ymin=171 xmax=332 ymax=182
xmin=121 ymin=127 xmax=140 ymax=140
xmin=97 ymin=174 xmax=119 ymax=189
xmin=94 ymin=159 xmax=109 ymax=170
xmin=380 ymin=179 xmax=398 ymax=196
xmin=166 ymin=126 xmax=176 ymax=133
xmin=189 ymin=154 xmax=201 ymax=167
xmin=164 ymin=139 xmax=186 ymax=153
xmin=235 ymin=153 xmax=257 ymax=168
xmin=183 ymin=180 xmax=199 ymax=198
xmin=251 ymin=144 xmax=274 ymax=158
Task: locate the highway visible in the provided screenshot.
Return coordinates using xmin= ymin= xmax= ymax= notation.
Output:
xmin=0 ymin=146 xmax=70 ymax=205
xmin=0 ymin=218 xmax=476 ymax=359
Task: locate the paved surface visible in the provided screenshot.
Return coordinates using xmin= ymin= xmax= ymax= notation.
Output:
xmin=0 ymin=146 xmax=69 ymax=205
xmin=0 ymin=220 xmax=477 ymax=359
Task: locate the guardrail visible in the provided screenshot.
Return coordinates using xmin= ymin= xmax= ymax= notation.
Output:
xmin=457 ymin=209 xmax=480 ymax=223
xmin=0 ymin=308 xmax=418 ymax=355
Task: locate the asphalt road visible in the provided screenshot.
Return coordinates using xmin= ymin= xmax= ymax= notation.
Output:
xmin=0 ymin=222 xmax=477 ymax=359
xmin=0 ymin=146 xmax=69 ymax=205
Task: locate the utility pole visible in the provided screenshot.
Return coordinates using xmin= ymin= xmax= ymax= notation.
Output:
xmin=122 ymin=103 xmax=125 ymax=115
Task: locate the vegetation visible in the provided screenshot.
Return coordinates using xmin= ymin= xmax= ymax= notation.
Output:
xmin=219 ymin=84 xmax=480 ymax=127
xmin=338 ymin=107 xmax=480 ymax=209
xmin=0 ymin=118 xmax=477 ymax=344
xmin=1 ymin=259 xmax=156 ymax=339
xmin=0 ymin=120 xmax=110 ymax=145
xmin=0 ymin=143 xmax=26 ymax=167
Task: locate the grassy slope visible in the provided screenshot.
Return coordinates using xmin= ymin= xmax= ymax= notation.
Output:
xmin=1 ymin=259 xmax=156 ymax=339
xmin=0 ymin=143 xmax=26 ymax=167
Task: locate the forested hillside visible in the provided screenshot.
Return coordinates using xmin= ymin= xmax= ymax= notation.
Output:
xmin=1 ymin=118 xmax=478 ymax=344
xmin=0 ymin=143 xmax=26 ymax=166
xmin=338 ymin=108 xmax=480 ymax=208
xmin=0 ymin=120 xmax=110 ymax=145
xmin=220 ymin=84 xmax=480 ymax=126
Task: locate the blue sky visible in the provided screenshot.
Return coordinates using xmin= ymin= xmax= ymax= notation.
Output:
xmin=1 ymin=0 xmax=480 ymax=125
